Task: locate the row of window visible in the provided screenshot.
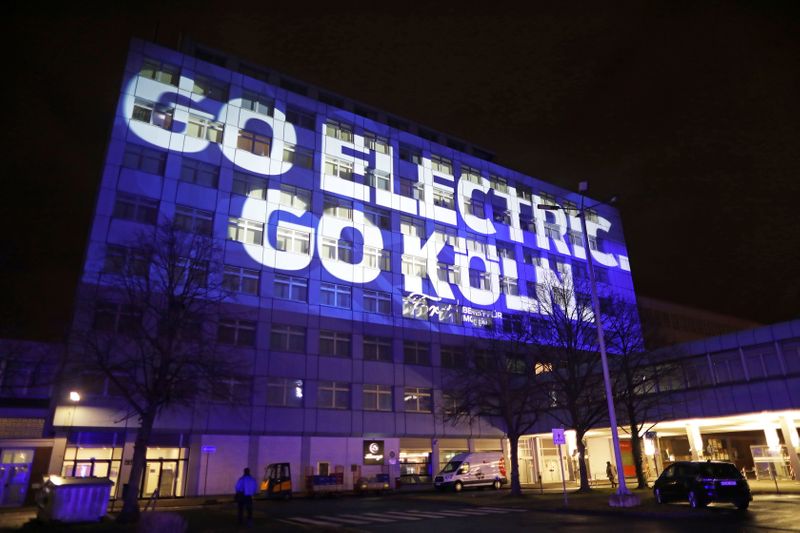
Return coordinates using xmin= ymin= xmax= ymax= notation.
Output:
xmin=111 ymin=192 xmax=614 ymax=288
xmin=268 ymin=379 xmax=434 ymax=412
xmin=137 ymin=60 xmax=602 ymax=223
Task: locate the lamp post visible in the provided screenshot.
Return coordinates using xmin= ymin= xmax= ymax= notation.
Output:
xmin=538 ymin=181 xmax=639 ymax=506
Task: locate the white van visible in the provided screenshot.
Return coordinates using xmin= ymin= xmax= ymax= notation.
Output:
xmin=433 ymin=452 xmax=508 ymax=492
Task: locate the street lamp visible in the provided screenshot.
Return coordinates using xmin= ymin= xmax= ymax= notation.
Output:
xmin=538 ymin=181 xmax=639 ymax=507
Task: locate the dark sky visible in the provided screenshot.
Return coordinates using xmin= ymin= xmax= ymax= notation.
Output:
xmin=4 ymin=2 xmax=799 ymax=340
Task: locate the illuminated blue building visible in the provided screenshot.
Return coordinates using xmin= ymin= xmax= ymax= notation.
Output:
xmin=55 ymin=38 xmax=638 ymax=498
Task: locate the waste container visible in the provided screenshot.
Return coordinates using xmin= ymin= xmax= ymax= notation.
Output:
xmin=37 ymin=475 xmax=114 ymax=523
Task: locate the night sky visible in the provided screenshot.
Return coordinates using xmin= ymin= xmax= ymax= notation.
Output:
xmin=4 ymin=2 xmax=799 ymax=340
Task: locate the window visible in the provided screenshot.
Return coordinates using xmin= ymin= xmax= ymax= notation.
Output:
xmin=489 ymin=175 xmax=508 ymax=193
xmin=93 ymin=302 xmax=140 ymax=335
xmin=324 ymin=157 xmax=354 ymax=181
xmin=320 ymin=282 xmax=352 ymax=309
xmin=594 ymin=268 xmax=609 ymax=284
xmin=460 ymin=165 xmax=482 ymax=184
xmin=433 ymin=188 xmax=454 ymax=209
xmin=523 ymin=249 xmax=542 ymax=266
xmin=400 ymin=216 xmax=424 ymax=238
xmin=122 ymin=143 xmax=167 ymax=175
xmin=324 ymin=120 xmax=354 ymax=142
xmin=285 ymin=106 xmax=315 ymax=130
xmin=500 ymin=276 xmax=519 ymax=296
xmin=492 ymin=202 xmax=511 ymax=224
xmin=113 ymin=193 xmax=158 ymax=225
xmin=364 ymin=132 xmax=389 ymax=154
xmin=223 ymin=265 xmax=260 ymax=295
xmin=218 ymin=319 xmax=256 ymax=347
xmin=318 ymin=381 xmax=350 ymax=409
xmin=544 ymin=223 xmax=561 ymax=240
xmin=437 ymin=262 xmax=460 ymax=284
xmin=399 ymin=144 xmax=422 ymax=164
xmin=104 ymin=245 xmax=148 ymax=277
xmin=519 ymin=206 xmax=535 ymax=232
xmin=363 ymin=336 xmax=392 ymax=362
xmin=433 ymin=224 xmax=458 ymax=246
xmin=365 ymin=206 xmax=391 ymax=230
xmin=404 ymin=387 xmax=432 ymax=413
xmin=712 ymin=351 xmax=745 ymax=384
xmin=399 ymin=177 xmax=424 ymax=200
xmin=402 ymin=255 xmax=427 ymax=277
xmin=467 ymin=196 xmax=485 ymax=218
xmin=273 ymin=274 xmax=307 ymax=302
xmin=276 ymin=228 xmax=311 ymax=255
xmin=192 ymin=74 xmax=229 ymax=101
xmin=572 ymin=264 xmax=588 ymax=279
xmin=177 ymin=256 xmax=209 ymax=287
xmin=321 ymin=237 xmax=354 ymax=263
xmin=586 ymin=209 xmax=599 ymax=223
xmin=132 ymin=98 xmax=173 ymax=129
xmin=227 ymin=217 xmax=263 ymax=245
xmin=278 ymin=183 xmax=311 ymax=211
xmin=241 ymin=91 xmax=273 ymax=116
xmin=516 ymin=184 xmax=532 ymax=200
xmin=319 ymin=330 xmax=351 ymax=357
xmin=237 ymin=129 xmax=271 ymax=156
xmin=364 ymin=247 xmax=391 ymax=271
xmin=403 ymin=341 xmax=430 ymax=366
xmin=568 ymin=230 xmax=598 ymax=250
xmin=363 ymin=384 xmax=392 ymax=411
xmin=175 ymin=205 xmax=213 ymax=235
xmin=323 ymin=196 xmax=353 ymax=220
xmin=180 ymin=158 xmax=219 ymax=188
xmin=469 ymin=269 xmax=491 ymax=290
xmin=363 ymin=290 xmax=391 ymax=314
xmin=139 ymin=57 xmax=179 ymax=86
xmin=186 ymin=114 xmax=224 ymax=143
xmin=366 ymin=169 xmax=391 ymax=191
xmin=441 ymin=392 xmax=460 ymax=415
xmin=270 ymin=324 xmax=306 ymax=352
xmin=267 ymin=377 xmax=303 ymax=407
xmin=232 ymin=171 xmax=267 ymax=200
xmin=282 ymin=144 xmax=313 ymax=169
xmin=440 ymin=346 xmax=464 ymax=368
xmin=430 ymin=154 xmax=453 ymax=175
xmin=497 ymin=244 xmax=515 ymax=260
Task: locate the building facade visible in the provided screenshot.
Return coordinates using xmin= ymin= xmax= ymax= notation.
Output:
xmin=52 ymin=38 xmax=637 ymax=499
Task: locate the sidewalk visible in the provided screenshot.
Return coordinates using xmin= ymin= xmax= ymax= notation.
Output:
xmin=521 ymin=478 xmax=800 ymax=495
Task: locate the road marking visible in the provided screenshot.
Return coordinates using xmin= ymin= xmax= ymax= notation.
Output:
xmin=318 ymin=515 xmax=374 ymax=525
xmin=405 ymin=509 xmax=457 ymax=518
xmin=476 ymin=506 xmax=529 ymax=513
xmin=377 ymin=511 xmax=425 ymax=520
xmin=286 ymin=516 xmax=342 ymax=527
xmin=338 ymin=513 xmax=395 ymax=523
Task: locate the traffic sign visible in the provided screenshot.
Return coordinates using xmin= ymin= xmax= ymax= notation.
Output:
xmin=552 ymin=428 xmax=566 ymax=445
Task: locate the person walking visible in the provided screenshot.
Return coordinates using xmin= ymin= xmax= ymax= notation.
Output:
xmin=606 ymin=461 xmax=617 ymax=489
xmin=235 ymin=467 xmax=258 ymax=526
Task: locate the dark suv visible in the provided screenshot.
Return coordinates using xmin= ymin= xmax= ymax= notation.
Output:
xmin=653 ymin=461 xmax=751 ymax=510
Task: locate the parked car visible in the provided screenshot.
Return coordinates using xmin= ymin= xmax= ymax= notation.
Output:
xmin=653 ymin=460 xmax=752 ymax=510
xmin=434 ymin=452 xmax=507 ymax=492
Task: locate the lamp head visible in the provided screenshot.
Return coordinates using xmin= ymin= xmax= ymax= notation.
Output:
xmin=69 ymin=391 xmax=81 ymax=402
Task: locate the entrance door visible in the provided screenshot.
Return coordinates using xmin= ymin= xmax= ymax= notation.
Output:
xmin=142 ymin=460 xmax=179 ymax=498
xmin=0 ymin=464 xmax=30 ymax=506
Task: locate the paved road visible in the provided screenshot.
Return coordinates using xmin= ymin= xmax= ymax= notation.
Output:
xmin=260 ymin=493 xmax=800 ymax=532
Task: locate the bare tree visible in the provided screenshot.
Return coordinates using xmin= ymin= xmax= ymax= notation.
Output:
xmin=604 ymin=298 xmax=685 ymax=488
xmin=68 ymin=220 xmax=247 ymax=523
xmin=441 ymin=315 xmax=547 ymax=496
xmin=530 ymin=268 xmax=609 ymax=492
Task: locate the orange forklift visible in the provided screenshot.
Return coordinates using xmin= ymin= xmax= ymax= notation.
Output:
xmin=260 ymin=463 xmax=292 ymax=499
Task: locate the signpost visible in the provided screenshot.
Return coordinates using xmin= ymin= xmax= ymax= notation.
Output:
xmin=552 ymin=428 xmax=568 ymax=506
xmin=201 ymin=445 xmax=216 ymax=495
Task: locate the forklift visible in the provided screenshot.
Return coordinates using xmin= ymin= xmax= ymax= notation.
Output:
xmin=260 ymin=463 xmax=292 ymax=499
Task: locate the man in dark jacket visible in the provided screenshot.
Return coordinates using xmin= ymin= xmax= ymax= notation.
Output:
xmin=235 ymin=467 xmax=258 ymax=526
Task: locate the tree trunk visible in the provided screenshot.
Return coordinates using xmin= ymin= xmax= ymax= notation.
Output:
xmin=630 ymin=427 xmax=648 ymax=489
xmin=117 ymin=409 xmax=156 ymax=523
xmin=508 ymin=433 xmax=522 ymax=496
xmin=576 ymin=431 xmax=591 ymax=492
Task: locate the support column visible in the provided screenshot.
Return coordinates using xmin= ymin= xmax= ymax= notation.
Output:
xmin=431 ymin=438 xmax=441 ymax=475
xmin=779 ymin=415 xmax=800 ymax=481
xmin=686 ymin=424 xmax=703 ymax=460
